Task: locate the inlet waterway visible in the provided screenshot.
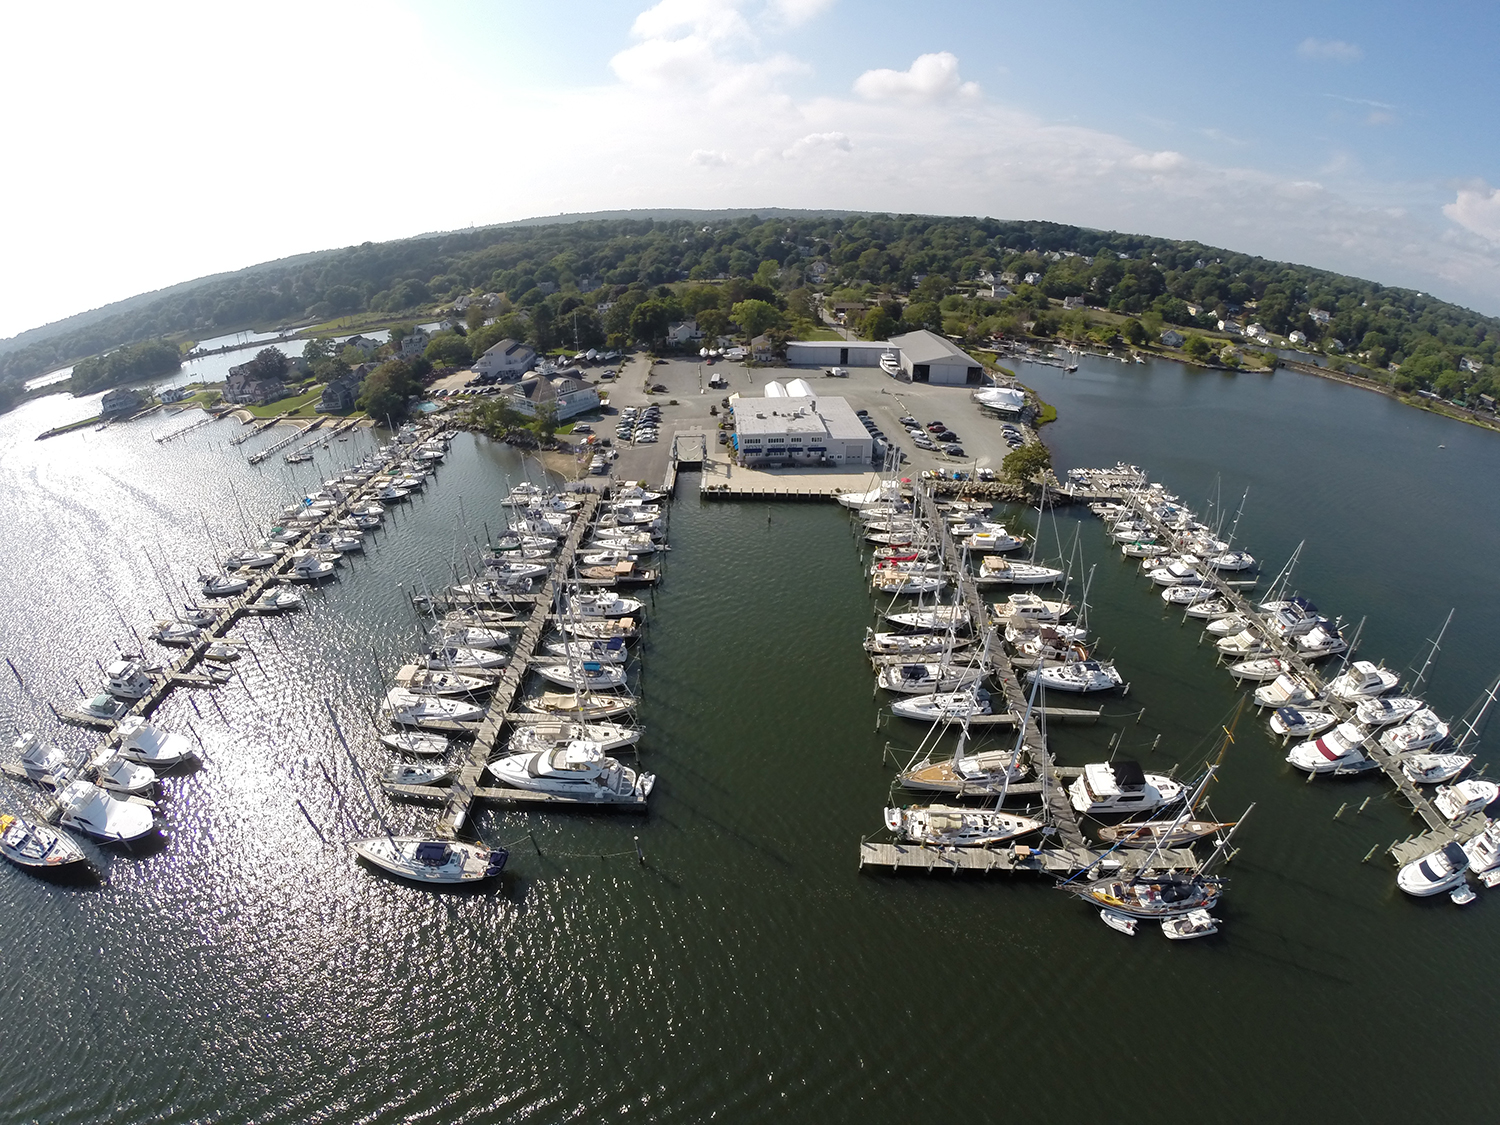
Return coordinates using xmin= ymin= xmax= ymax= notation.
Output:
xmin=0 ymin=353 xmax=1498 ymax=1123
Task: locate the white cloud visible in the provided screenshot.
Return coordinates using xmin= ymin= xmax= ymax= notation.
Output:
xmin=766 ymin=0 xmax=836 ymax=26
xmin=853 ymin=52 xmax=980 ymax=102
xmin=1129 ymin=151 xmax=1187 ymax=173
xmin=690 ymin=148 xmax=733 ymax=166
xmin=1444 ymin=186 xmax=1500 ymax=243
xmin=783 ymin=131 xmax=852 ymax=158
xmin=1298 ymin=37 xmax=1362 ymax=61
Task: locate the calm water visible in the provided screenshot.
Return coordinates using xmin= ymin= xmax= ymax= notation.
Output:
xmin=0 ymin=357 xmax=1498 ymax=1124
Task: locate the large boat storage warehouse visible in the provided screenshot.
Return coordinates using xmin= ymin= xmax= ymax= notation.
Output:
xmin=731 ymin=395 xmax=873 ymax=466
xmin=887 ymin=329 xmax=985 ymax=384
xmin=785 ymin=340 xmax=894 ymax=367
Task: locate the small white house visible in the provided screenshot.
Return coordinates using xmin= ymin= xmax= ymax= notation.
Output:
xmin=1160 ymin=329 xmax=1185 ymax=348
xmin=399 ymin=328 xmax=430 ymax=359
xmin=342 ymin=335 xmax=380 ymax=357
xmin=667 ymin=321 xmax=699 ymax=345
xmin=473 ymin=338 xmax=537 ymax=381
xmin=1023 ymin=272 xmax=1042 ymax=285
xmin=1288 ymin=330 xmax=1307 ymax=345
xmin=1309 ymin=308 xmax=1332 ymax=325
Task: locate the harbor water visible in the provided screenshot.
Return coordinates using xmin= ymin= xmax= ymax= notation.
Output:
xmin=0 ymin=355 xmax=1498 ymax=1123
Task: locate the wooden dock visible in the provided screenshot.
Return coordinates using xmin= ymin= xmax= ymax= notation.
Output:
xmin=858 ymin=840 xmax=1199 ymax=876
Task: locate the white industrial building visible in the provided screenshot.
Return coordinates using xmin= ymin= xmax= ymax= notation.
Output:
xmin=784 ymin=340 xmax=894 ymax=368
xmin=732 ymin=394 xmax=872 ymax=467
xmin=888 ymin=330 xmax=985 ymax=385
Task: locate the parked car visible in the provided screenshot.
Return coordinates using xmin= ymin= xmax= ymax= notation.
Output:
xmin=572 ymin=423 xmax=593 ymax=434
xmin=945 ymin=444 xmax=965 ymax=457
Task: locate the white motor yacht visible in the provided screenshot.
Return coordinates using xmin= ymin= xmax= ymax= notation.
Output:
xmin=115 ymin=718 xmax=194 ymax=767
xmin=1355 ymin=695 xmax=1424 ymax=727
xmin=975 ymin=558 xmax=1065 ymax=585
xmin=74 ymin=693 xmax=127 ymax=721
xmin=883 ymin=804 xmax=1043 ymax=846
xmin=1462 ymin=819 xmax=1500 ymax=882
xmin=960 ymin=530 xmax=1027 ymax=553
xmin=1227 ymin=657 xmax=1290 ymax=683
xmin=533 ymin=662 xmax=628 ymax=691
xmin=289 ymin=553 xmax=337 ymax=582
xmin=247 ymin=588 xmax=304 ymax=614
xmin=1327 ymin=660 xmax=1400 ymax=703
xmin=1396 ymin=841 xmax=1471 ymax=898
xmin=1268 ymin=706 xmax=1338 ymax=740
xmin=1264 ymin=597 xmax=1321 ymax=639
xmin=1147 ymin=558 xmax=1203 ymax=586
xmin=1252 ymin=673 xmax=1318 ymax=710
xmin=1121 ymin=542 xmax=1169 ymax=559
xmin=890 ymin=688 xmax=992 ymax=722
xmin=224 ymin=548 xmax=279 ymax=569
xmin=998 ymin=593 xmax=1072 ymax=624
xmin=1434 ymin=779 xmax=1500 ymax=822
xmin=104 ymin=660 xmax=154 ymax=700
xmin=488 ymin=742 xmax=654 ymax=802
xmin=561 ymin=592 xmax=645 ymax=619
xmin=54 ymin=780 xmax=156 ymax=843
xmin=557 ymin=618 xmax=638 ymax=641
xmin=1379 ymin=709 xmax=1450 ymax=754
xmin=1400 ymin=752 xmax=1471 ymax=786
xmin=487 ymin=560 xmax=550 ymax=583
xmin=1068 ymin=761 xmax=1184 ymax=815
xmin=1216 ymin=629 xmax=1271 ymax=658
xmin=1286 ymin=722 xmax=1371 ymax=773
xmin=14 ymin=733 xmax=69 ymax=781
xmin=351 ymin=837 xmax=507 ymax=884
xmin=1026 ymin=660 xmax=1122 ymax=693
xmin=93 ymin=754 xmax=157 ymax=796
xmin=1205 ymin=613 xmax=1252 ymax=637
xmin=1295 ymin=622 xmax=1347 ymax=659
xmin=878 ymin=662 xmax=984 ymax=695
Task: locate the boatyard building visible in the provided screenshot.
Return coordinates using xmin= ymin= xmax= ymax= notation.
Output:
xmin=731 ymin=394 xmax=872 ymax=467
xmin=887 ymin=329 xmax=984 ymax=385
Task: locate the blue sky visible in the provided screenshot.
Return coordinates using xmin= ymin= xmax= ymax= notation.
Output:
xmin=2 ymin=0 xmax=1498 ymax=339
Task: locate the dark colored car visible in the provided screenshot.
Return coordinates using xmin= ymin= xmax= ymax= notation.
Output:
xmin=945 ymin=444 xmax=965 ymax=457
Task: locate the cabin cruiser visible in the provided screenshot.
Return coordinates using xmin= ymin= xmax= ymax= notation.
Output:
xmin=115 ymin=718 xmax=194 ymax=767
xmin=1400 ymin=752 xmax=1471 ymax=786
xmin=1268 ymin=706 xmax=1338 ymax=739
xmin=488 ymin=742 xmax=654 ymax=803
xmin=1227 ymin=657 xmax=1290 ymax=683
xmin=1285 ymin=722 xmax=1370 ymax=773
xmin=1327 ymin=660 xmax=1400 ymax=703
xmin=1379 ymin=709 xmax=1450 ymax=754
xmin=508 ymin=721 xmax=641 ymax=755
xmin=74 ymin=693 xmax=127 ymax=721
xmin=384 ymin=688 xmax=485 ymax=726
xmin=1434 ymin=779 xmax=1500 ymax=822
xmin=149 ymin=620 xmax=202 ymax=645
xmin=200 ymin=572 xmax=249 ymax=597
xmin=1161 ymin=910 xmax=1221 ymax=939
xmin=544 ymin=638 xmax=630 ymax=665
xmin=1354 ymin=695 xmax=1423 ymax=728
xmin=0 ymin=814 xmax=91 ymax=874
xmin=350 ymin=837 xmax=507 ymax=884
xmin=93 ymin=753 xmax=157 ymax=796
xmin=533 ymin=662 xmax=628 ymax=691
xmin=1252 ymin=673 xmax=1318 ymax=710
xmin=997 ymin=593 xmax=1072 ymax=624
xmin=247 ymin=588 xmax=304 ymax=614
xmin=1205 ymin=613 xmax=1252 ymax=637
xmin=1183 ymin=598 xmax=1236 ymax=621
xmin=224 ymin=548 xmax=279 ymax=570
xmin=14 ymin=733 xmax=69 ymax=782
xmin=1147 ymin=558 xmax=1204 ymax=586
xmin=1121 ymin=541 xmax=1169 ymax=559
xmin=884 ymin=606 xmax=971 ymax=633
xmin=1462 ymin=819 xmax=1500 ymax=883
xmin=975 ymin=558 xmax=1064 ymax=585
xmin=1295 ymin=621 xmax=1347 ymax=659
xmin=959 ymin=530 xmax=1027 ymax=553
xmin=890 ymin=688 xmax=992 ymax=722
xmin=54 ymin=780 xmax=156 ymax=843
xmin=1264 ymin=596 xmax=1321 ymax=639
xmin=425 ymin=646 xmax=506 ymax=672
xmin=878 ymin=662 xmax=984 ymax=695
xmin=289 ymin=552 xmax=337 ymax=582
xmin=883 ymin=804 xmax=1043 ymax=847
xmin=1027 ymin=660 xmax=1122 ymax=693
xmin=1068 ymin=761 xmax=1183 ymax=814
xmin=104 ymin=660 xmax=154 ymax=700
xmin=561 ymin=592 xmax=644 ymax=619
xmin=1215 ymin=628 xmax=1270 ymax=657
xmin=1396 ymin=842 xmax=1471 ymax=898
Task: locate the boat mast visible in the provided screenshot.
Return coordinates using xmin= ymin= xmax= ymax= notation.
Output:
xmin=1408 ymin=608 xmax=1454 ymax=695
xmin=1452 ymin=670 xmax=1500 ymax=753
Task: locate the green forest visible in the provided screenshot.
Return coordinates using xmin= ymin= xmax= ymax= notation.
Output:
xmin=69 ymin=340 xmax=181 ymax=394
xmin=3 ymin=211 xmax=1498 ymax=409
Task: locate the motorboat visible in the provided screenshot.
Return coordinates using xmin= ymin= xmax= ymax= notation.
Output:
xmin=883 ymin=804 xmax=1043 ymax=847
xmin=1161 ymin=910 xmax=1221 ymax=939
xmin=890 ymin=688 xmax=993 ymax=722
xmin=289 ymin=553 xmax=337 ymax=582
xmin=308 ymin=532 xmax=364 ymax=554
xmin=1066 ymin=873 xmax=1222 ymax=920
xmin=1183 ymin=598 xmax=1236 ymax=621
xmin=1396 ymin=841 xmax=1471 ymax=898
xmin=1026 ymin=660 xmax=1122 ymax=693
xmin=1379 ymin=709 xmax=1450 ymax=754
xmin=380 ymin=762 xmax=455 ymax=788
xmin=533 ymin=662 xmax=628 ymax=691
xmin=247 ymin=588 xmax=304 ymax=614
xmin=115 ymin=718 xmax=194 ymax=767
xmin=884 ymin=606 xmax=971 ymax=633
xmin=522 ymin=691 xmax=636 ymax=720
xmin=0 ymin=814 xmax=92 ymax=874
xmin=1227 ymin=657 xmax=1289 ymax=683
xmin=487 ymin=742 xmax=654 ymax=803
xmin=1162 ymin=584 xmax=1218 ymax=606
xmin=178 ymin=604 xmax=219 ymax=627
xmin=1285 ymin=722 xmax=1371 ymax=773
xmin=543 ymin=638 xmax=630 ymax=665
xmin=1355 ymin=696 xmax=1424 ymax=728
xmin=74 ymin=693 xmax=127 ymax=721
xmin=1147 ymin=558 xmax=1203 ymax=586
xmin=380 ymin=730 xmax=450 ymax=757
xmin=877 ymin=662 xmax=984 ymax=695
xmin=104 ymin=660 xmax=155 ymax=696
xmin=149 ymin=620 xmax=202 ymax=646
xmin=14 ymin=733 xmax=69 ymax=781
xmin=1327 ymin=660 xmax=1400 ymax=703
xmin=200 ymin=572 xmax=249 ymax=597
xmin=350 ymin=837 xmax=507 ymax=884
xmin=975 ymin=558 xmax=1065 ymax=585
xmin=224 ymin=548 xmax=279 ymax=569
xmin=393 ymin=666 xmax=491 ymax=697
xmin=960 ymin=530 xmax=1027 ymax=553
xmin=93 ymin=753 xmax=157 ymax=796
xmin=1205 ymin=613 xmax=1252 ymax=637
xmin=384 ymin=689 xmax=485 ymax=727
xmin=1252 ymin=673 xmax=1318 ymax=710
xmin=1121 ymin=542 xmax=1169 ymax=559
xmin=425 ymin=646 xmax=507 ymax=671
xmin=54 ymin=780 xmax=156 ymax=843
xmin=1264 ymin=596 xmax=1320 ymax=639
xmin=1268 ymin=706 xmax=1338 ymax=739
xmin=507 ymin=721 xmax=641 ymax=755
xmin=1206 ymin=550 xmax=1255 ymax=572
xmin=1099 ymin=909 xmax=1138 ymax=936
xmin=1400 ymin=752 xmax=1471 ymax=786
xmin=203 ymin=642 xmax=240 ymax=664
xmin=1295 ymin=622 xmax=1347 ymax=659
xmin=556 ymin=618 xmax=638 ymax=642
xmin=1462 ymin=819 xmax=1500 ymax=883
xmin=997 ymin=593 xmax=1072 ymax=624
xmin=1069 ymin=761 xmax=1183 ymax=815
xmin=1435 ymin=779 xmax=1500 ymax=822
xmin=1215 ymin=629 xmax=1271 ymax=657
xmin=561 ymin=592 xmax=644 ymax=619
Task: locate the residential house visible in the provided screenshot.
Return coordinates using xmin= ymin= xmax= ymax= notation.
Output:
xmin=399 ymin=328 xmax=431 ymax=360
xmin=1288 ymin=330 xmax=1307 ymax=345
xmin=1461 ymin=356 xmax=1485 ymax=374
xmin=1023 ymin=272 xmax=1042 ymax=285
xmin=1245 ymin=323 xmax=1271 ymax=343
xmin=505 ymin=372 xmax=600 ymax=422
xmin=342 ymin=335 xmax=380 ymax=357
xmin=1309 ymin=308 xmax=1332 ymax=325
xmin=319 ymin=364 xmax=368 ymax=412
xmin=1061 ymin=296 xmax=1085 ymax=310
xmin=807 ymin=261 xmax=831 ymax=282
xmin=225 ymin=364 xmax=286 ymax=405
xmin=158 ymin=386 xmax=189 ymax=404
xmin=101 ymin=387 xmax=147 ymax=415
xmin=750 ymin=334 xmax=775 ymax=362
xmin=1160 ymin=329 xmax=1185 ymax=348
xmin=1218 ymin=320 xmax=1243 ymax=336
xmin=666 ymin=321 xmax=699 ymax=346
xmin=472 ymin=338 xmax=538 ymax=382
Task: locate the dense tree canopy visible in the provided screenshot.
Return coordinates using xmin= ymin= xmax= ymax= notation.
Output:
xmin=70 ymin=340 xmax=181 ymax=393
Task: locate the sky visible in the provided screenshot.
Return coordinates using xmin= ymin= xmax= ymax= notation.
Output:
xmin=3 ymin=0 xmax=1500 ymax=339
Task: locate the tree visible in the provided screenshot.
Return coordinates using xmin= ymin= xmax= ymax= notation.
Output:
xmin=424 ymin=331 xmax=473 ymax=367
xmin=356 ymin=359 xmax=421 ymax=424
xmin=1120 ymin=318 xmax=1148 ymax=346
xmin=1003 ymin=442 xmax=1051 ymax=483
xmin=465 ymin=302 xmax=488 ymax=332
xmin=1183 ymin=335 xmax=1213 ymax=360
xmin=861 ymin=308 xmax=897 ymax=340
xmin=731 ymin=299 xmax=781 ymax=338
xmin=629 ymin=300 xmax=673 ymax=347
xmin=697 ymin=307 xmax=729 ymax=341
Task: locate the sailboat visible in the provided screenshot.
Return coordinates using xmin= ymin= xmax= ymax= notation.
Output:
xmin=897 ymin=678 xmax=1035 ymax=795
xmin=0 ymin=813 xmax=92 ymax=875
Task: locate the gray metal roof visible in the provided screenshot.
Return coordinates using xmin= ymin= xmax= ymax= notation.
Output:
xmin=888 ymin=329 xmax=978 ymax=365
